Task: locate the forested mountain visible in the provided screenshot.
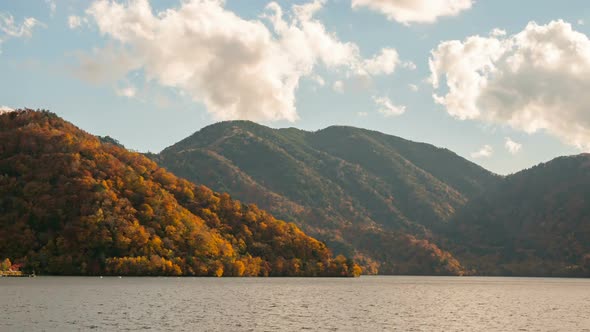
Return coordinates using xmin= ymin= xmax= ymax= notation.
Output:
xmin=4 ymin=111 xmax=585 ymax=277
xmin=0 ymin=110 xmax=360 ymax=277
xmin=153 ymin=120 xmax=499 ymax=274
xmin=447 ymin=154 xmax=590 ymax=277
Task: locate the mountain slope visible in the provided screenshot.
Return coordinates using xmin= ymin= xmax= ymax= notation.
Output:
xmin=0 ymin=110 xmax=359 ymax=277
xmin=154 ymin=120 xmax=498 ymax=274
xmin=448 ymin=154 xmax=590 ymax=277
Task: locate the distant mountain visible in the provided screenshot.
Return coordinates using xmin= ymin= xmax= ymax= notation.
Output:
xmin=153 ymin=120 xmax=499 ymax=274
xmin=0 ymin=110 xmax=360 ymax=277
xmin=448 ymin=154 xmax=590 ymax=277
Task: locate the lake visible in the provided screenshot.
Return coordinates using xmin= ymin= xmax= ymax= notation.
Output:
xmin=1 ymin=276 xmax=589 ymax=331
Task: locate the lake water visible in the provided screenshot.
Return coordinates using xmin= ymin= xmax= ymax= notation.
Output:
xmin=1 ymin=276 xmax=589 ymax=331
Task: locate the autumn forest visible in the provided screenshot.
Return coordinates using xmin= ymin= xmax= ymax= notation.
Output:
xmin=1 ymin=110 xmax=589 ymax=277
xmin=0 ymin=110 xmax=360 ymax=277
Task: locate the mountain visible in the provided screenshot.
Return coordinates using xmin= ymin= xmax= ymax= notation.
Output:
xmin=448 ymin=154 xmax=590 ymax=277
xmin=0 ymin=110 xmax=360 ymax=277
xmin=5 ymin=112 xmax=584 ymax=277
xmin=153 ymin=120 xmax=499 ymax=274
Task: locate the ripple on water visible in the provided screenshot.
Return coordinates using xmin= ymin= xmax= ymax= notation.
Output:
xmin=1 ymin=276 xmax=590 ymax=331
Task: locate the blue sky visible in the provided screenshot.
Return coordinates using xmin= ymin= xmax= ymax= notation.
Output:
xmin=1 ymin=0 xmax=589 ymax=175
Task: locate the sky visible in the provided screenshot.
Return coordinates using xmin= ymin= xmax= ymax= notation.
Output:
xmin=1 ymin=0 xmax=589 ymax=175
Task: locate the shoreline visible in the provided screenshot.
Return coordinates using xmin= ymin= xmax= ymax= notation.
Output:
xmin=0 ymin=272 xmax=35 ymax=278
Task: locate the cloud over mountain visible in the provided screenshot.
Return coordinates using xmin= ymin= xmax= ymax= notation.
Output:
xmin=0 ymin=13 xmax=43 ymax=53
xmin=430 ymin=20 xmax=590 ymax=150
xmin=505 ymin=137 xmax=522 ymax=155
xmin=471 ymin=145 xmax=493 ymax=159
xmin=373 ymin=95 xmax=406 ymax=116
xmin=82 ymin=0 xmax=405 ymax=122
xmin=351 ymin=0 xmax=473 ymax=25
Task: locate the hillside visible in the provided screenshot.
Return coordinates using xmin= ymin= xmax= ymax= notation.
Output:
xmin=153 ymin=120 xmax=499 ymax=274
xmin=448 ymin=154 xmax=590 ymax=277
xmin=0 ymin=110 xmax=360 ymax=277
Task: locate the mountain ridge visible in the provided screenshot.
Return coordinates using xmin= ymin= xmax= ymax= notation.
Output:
xmin=0 ymin=110 xmax=361 ymax=277
xmin=153 ymin=119 xmax=499 ymax=274
xmin=447 ymin=153 xmax=590 ymax=276
xmin=154 ymin=120 xmax=590 ymax=276
xmin=6 ymin=112 xmax=587 ymax=276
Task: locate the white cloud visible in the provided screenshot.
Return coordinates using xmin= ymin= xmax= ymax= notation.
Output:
xmin=408 ymin=83 xmax=418 ymax=92
xmin=115 ymin=86 xmax=137 ymax=98
xmin=68 ymin=15 xmax=83 ymax=29
xmin=0 ymin=105 xmax=14 ymax=114
xmin=578 ymin=19 xmax=585 ymax=26
xmin=357 ymin=111 xmax=368 ymax=117
xmin=504 ymin=137 xmax=522 ymax=155
xmin=403 ymin=61 xmax=417 ymax=70
xmin=361 ymin=48 xmax=400 ymax=75
xmin=311 ymin=74 xmax=325 ymax=87
xmin=471 ymin=145 xmax=493 ymax=159
xmin=0 ymin=15 xmax=41 ymax=38
xmin=82 ymin=0 xmax=403 ymax=122
xmin=333 ymin=80 xmax=344 ymax=93
xmin=362 ymin=52 xmax=416 ymax=74
xmin=351 ymin=0 xmax=473 ymax=25
xmin=373 ymin=95 xmax=406 ymax=117
xmin=430 ymin=20 xmax=590 ymax=151
xmin=490 ymin=28 xmax=506 ymax=37
xmin=0 ymin=13 xmax=44 ymax=53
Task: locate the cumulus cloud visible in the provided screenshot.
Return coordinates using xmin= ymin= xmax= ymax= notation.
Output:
xmin=430 ymin=20 xmax=590 ymax=150
xmin=357 ymin=111 xmax=368 ymax=117
xmin=362 ymin=48 xmax=400 ymax=75
xmin=505 ymin=137 xmax=522 ymax=155
xmin=82 ymin=0 xmax=403 ymax=122
xmin=0 ymin=13 xmax=44 ymax=53
xmin=351 ymin=0 xmax=473 ymax=25
xmin=373 ymin=95 xmax=406 ymax=117
xmin=0 ymin=105 xmax=14 ymax=114
xmin=471 ymin=145 xmax=493 ymax=159
xmin=408 ymin=84 xmax=418 ymax=92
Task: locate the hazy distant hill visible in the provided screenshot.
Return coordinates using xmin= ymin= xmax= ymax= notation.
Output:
xmin=153 ymin=120 xmax=499 ymax=274
xmin=448 ymin=154 xmax=590 ymax=277
xmin=0 ymin=110 xmax=360 ymax=277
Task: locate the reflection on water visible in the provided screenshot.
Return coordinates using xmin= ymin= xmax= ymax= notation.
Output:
xmin=1 ymin=276 xmax=589 ymax=331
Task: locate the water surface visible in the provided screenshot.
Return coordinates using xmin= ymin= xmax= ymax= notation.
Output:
xmin=1 ymin=276 xmax=589 ymax=331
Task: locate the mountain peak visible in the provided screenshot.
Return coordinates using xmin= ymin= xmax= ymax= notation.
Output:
xmin=154 ymin=119 xmax=500 ymax=274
